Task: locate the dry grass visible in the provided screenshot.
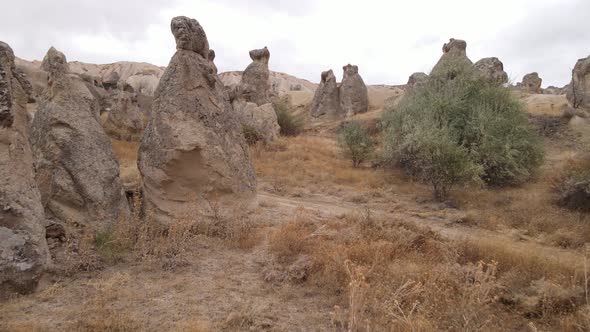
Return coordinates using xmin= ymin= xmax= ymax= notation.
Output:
xmin=267 ymin=209 xmax=590 ymax=331
xmin=110 ymin=138 xmax=140 ymax=188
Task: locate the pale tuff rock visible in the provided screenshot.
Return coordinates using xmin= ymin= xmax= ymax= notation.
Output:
xmin=474 ymin=57 xmax=508 ymax=84
xmin=138 ymin=16 xmax=256 ymax=225
xmin=339 ymin=64 xmax=368 ymax=116
xmin=30 ymin=47 xmax=129 ymax=231
xmin=406 ymin=72 xmax=429 ymax=91
xmin=521 ymin=72 xmax=543 ymax=94
xmin=0 ymin=41 xmax=50 ymax=296
xmin=104 ymin=85 xmax=144 ymax=141
xmin=567 ymin=55 xmax=590 ymax=109
xmin=241 ymin=47 xmax=271 ymax=106
xmin=233 ymin=100 xmax=280 ymax=142
xmin=431 ymin=38 xmax=473 ymax=76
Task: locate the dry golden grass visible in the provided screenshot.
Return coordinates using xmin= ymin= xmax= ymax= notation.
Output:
xmin=110 ymin=138 xmax=140 ymax=187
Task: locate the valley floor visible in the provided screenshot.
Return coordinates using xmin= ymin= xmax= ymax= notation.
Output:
xmin=1 ymin=133 xmax=590 ymax=331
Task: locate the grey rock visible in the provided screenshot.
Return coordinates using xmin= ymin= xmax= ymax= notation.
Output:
xmin=240 ymin=47 xmax=271 ymax=106
xmin=310 ymin=69 xmax=343 ymax=120
xmin=138 ymin=16 xmax=256 ymax=225
xmin=104 ymin=87 xmax=144 ymax=141
xmin=474 ymin=57 xmax=508 ymax=84
xmin=567 ymin=55 xmax=590 ymax=109
xmin=521 ymin=72 xmax=542 ymax=94
xmin=233 ymin=100 xmax=280 ymax=142
xmin=0 ymin=41 xmax=50 ymax=296
xmin=339 ymin=64 xmax=368 ymax=116
xmin=431 ymin=38 xmax=473 ymax=76
xmin=30 ymin=47 xmax=129 ymax=232
xmin=406 ymin=72 xmax=429 ymax=91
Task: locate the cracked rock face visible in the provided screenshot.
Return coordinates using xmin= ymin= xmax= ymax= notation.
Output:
xmin=138 ymin=16 xmax=256 ymax=225
xmin=339 ymin=64 xmax=368 ymax=116
xmin=567 ymin=55 xmax=590 ymax=109
xmin=0 ymin=41 xmax=50 ymax=297
xmin=29 ymin=46 xmax=129 ymax=232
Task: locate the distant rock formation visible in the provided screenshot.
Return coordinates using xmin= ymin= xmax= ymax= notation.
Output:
xmin=30 ymin=47 xmax=129 ymax=231
xmin=474 ymin=57 xmax=508 ymax=83
xmin=521 ymin=72 xmax=542 ymax=94
xmin=103 ymin=71 xmax=120 ymax=90
xmin=310 ymin=69 xmax=342 ymax=119
xmin=138 ymin=16 xmax=256 ymax=224
xmin=233 ymin=101 xmax=280 ymax=142
xmin=240 ymin=47 xmax=271 ymax=106
xmin=431 ymin=38 xmax=472 ymax=75
xmin=339 ymin=64 xmax=369 ymax=116
xmin=0 ymin=41 xmax=50 ymax=296
xmin=104 ymin=84 xmax=144 ymax=141
xmin=406 ymin=72 xmax=429 ymax=91
xmin=567 ymin=55 xmax=590 ymax=109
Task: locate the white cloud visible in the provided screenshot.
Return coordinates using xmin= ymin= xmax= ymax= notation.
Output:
xmin=1 ymin=0 xmax=587 ymax=86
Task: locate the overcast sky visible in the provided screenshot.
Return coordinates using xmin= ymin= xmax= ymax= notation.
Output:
xmin=1 ymin=0 xmax=588 ymax=87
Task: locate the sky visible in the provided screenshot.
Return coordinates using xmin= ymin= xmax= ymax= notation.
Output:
xmin=1 ymin=0 xmax=589 ymax=87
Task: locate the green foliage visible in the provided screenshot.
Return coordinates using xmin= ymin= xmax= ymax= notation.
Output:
xmin=339 ymin=121 xmax=374 ymax=167
xmin=382 ymin=59 xmax=544 ymax=200
xmin=94 ymin=231 xmax=126 ymax=265
xmin=241 ymin=123 xmax=263 ymax=146
xmin=553 ymin=159 xmax=590 ymax=211
xmin=273 ymin=97 xmax=303 ymax=136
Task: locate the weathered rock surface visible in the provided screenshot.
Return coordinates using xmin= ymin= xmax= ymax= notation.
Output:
xmin=104 ymin=85 xmax=144 ymax=141
xmin=0 ymin=41 xmax=50 ymax=296
xmin=233 ymin=100 xmax=280 ymax=142
xmin=138 ymin=16 xmax=256 ymax=224
xmin=566 ymin=55 xmax=590 ymax=109
xmin=240 ymin=47 xmax=271 ymax=106
xmin=30 ymin=47 xmax=129 ymax=231
xmin=339 ymin=64 xmax=368 ymax=116
xmin=431 ymin=38 xmax=472 ymax=75
xmin=474 ymin=57 xmax=508 ymax=83
xmin=310 ymin=69 xmax=342 ymax=119
xmin=103 ymin=71 xmax=120 ymax=90
xmin=406 ymin=72 xmax=429 ymax=91
xmin=521 ymin=72 xmax=542 ymax=94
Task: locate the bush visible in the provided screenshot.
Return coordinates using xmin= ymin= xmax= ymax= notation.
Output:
xmin=552 ymin=158 xmax=590 ymax=211
xmin=241 ymin=123 xmax=262 ymax=146
xmin=338 ymin=121 xmax=374 ymax=167
xmin=273 ymin=97 xmax=303 ymax=136
xmin=382 ymin=59 xmax=543 ymax=200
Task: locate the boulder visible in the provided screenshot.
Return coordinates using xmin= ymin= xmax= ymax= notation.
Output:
xmin=104 ymin=87 xmax=144 ymax=141
xmin=310 ymin=69 xmax=342 ymax=120
xmin=240 ymin=47 xmax=271 ymax=106
xmin=566 ymin=55 xmax=590 ymax=109
xmin=29 ymin=47 xmax=129 ymax=231
xmin=406 ymin=72 xmax=429 ymax=91
xmin=103 ymin=71 xmax=120 ymax=90
xmin=521 ymin=72 xmax=542 ymax=94
xmin=474 ymin=57 xmax=508 ymax=83
xmin=138 ymin=16 xmax=256 ymax=225
xmin=431 ymin=38 xmax=472 ymax=76
xmin=0 ymin=41 xmax=50 ymax=296
xmin=339 ymin=64 xmax=368 ymax=116
xmin=233 ymin=100 xmax=280 ymax=142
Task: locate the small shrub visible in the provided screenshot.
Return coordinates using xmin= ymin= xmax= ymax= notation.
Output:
xmin=338 ymin=121 xmax=374 ymax=167
xmin=273 ymin=97 xmax=303 ymax=136
xmin=241 ymin=123 xmax=263 ymax=146
xmin=382 ymin=58 xmax=544 ymax=200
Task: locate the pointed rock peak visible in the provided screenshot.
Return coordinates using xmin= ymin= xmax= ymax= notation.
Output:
xmin=343 ymin=64 xmax=359 ymax=78
xmin=41 ymin=46 xmax=69 ymax=74
xmin=321 ymin=69 xmax=336 ymax=83
xmin=171 ymin=16 xmax=210 ymax=58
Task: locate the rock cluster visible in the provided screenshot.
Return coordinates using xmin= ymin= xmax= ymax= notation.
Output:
xmin=30 ymin=47 xmax=129 ymax=231
xmin=310 ymin=65 xmax=368 ymax=120
xmin=0 ymin=41 xmax=50 ymax=296
xmin=138 ymin=16 xmax=256 ymax=225
xmin=521 ymin=72 xmax=543 ymax=94
xmin=567 ymin=55 xmax=590 ymax=109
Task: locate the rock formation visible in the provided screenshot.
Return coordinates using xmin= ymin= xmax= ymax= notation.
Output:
xmin=233 ymin=101 xmax=280 ymax=142
xmin=521 ymin=72 xmax=542 ymax=94
xmin=0 ymin=41 xmax=50 ymax=296
xmin=474 ymin=57 xmax=508 ymax=84
xmin=567 ymin=55 xmax=590 ymax=109
xmin=310 ymin=69 xmax=342 ymax=119
xmin=138 ymin=16 xmax=256 ymax=224
xmin=103 ymin=71 xmax=120 ymax=90
xmin=29 ymin=47 xmax=129 ymax=231
xmin=104 ymin=84 xmax=144 ymax=141
xmin=240 ymin=47 xmax=271 ymax=106
xmin=406 ymin=72 xmax=429 ymax=91
xmin=339 ymin=64 xmax=368 ymax=116
xmin=431 ymin=38 xmax=472 ymax=75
